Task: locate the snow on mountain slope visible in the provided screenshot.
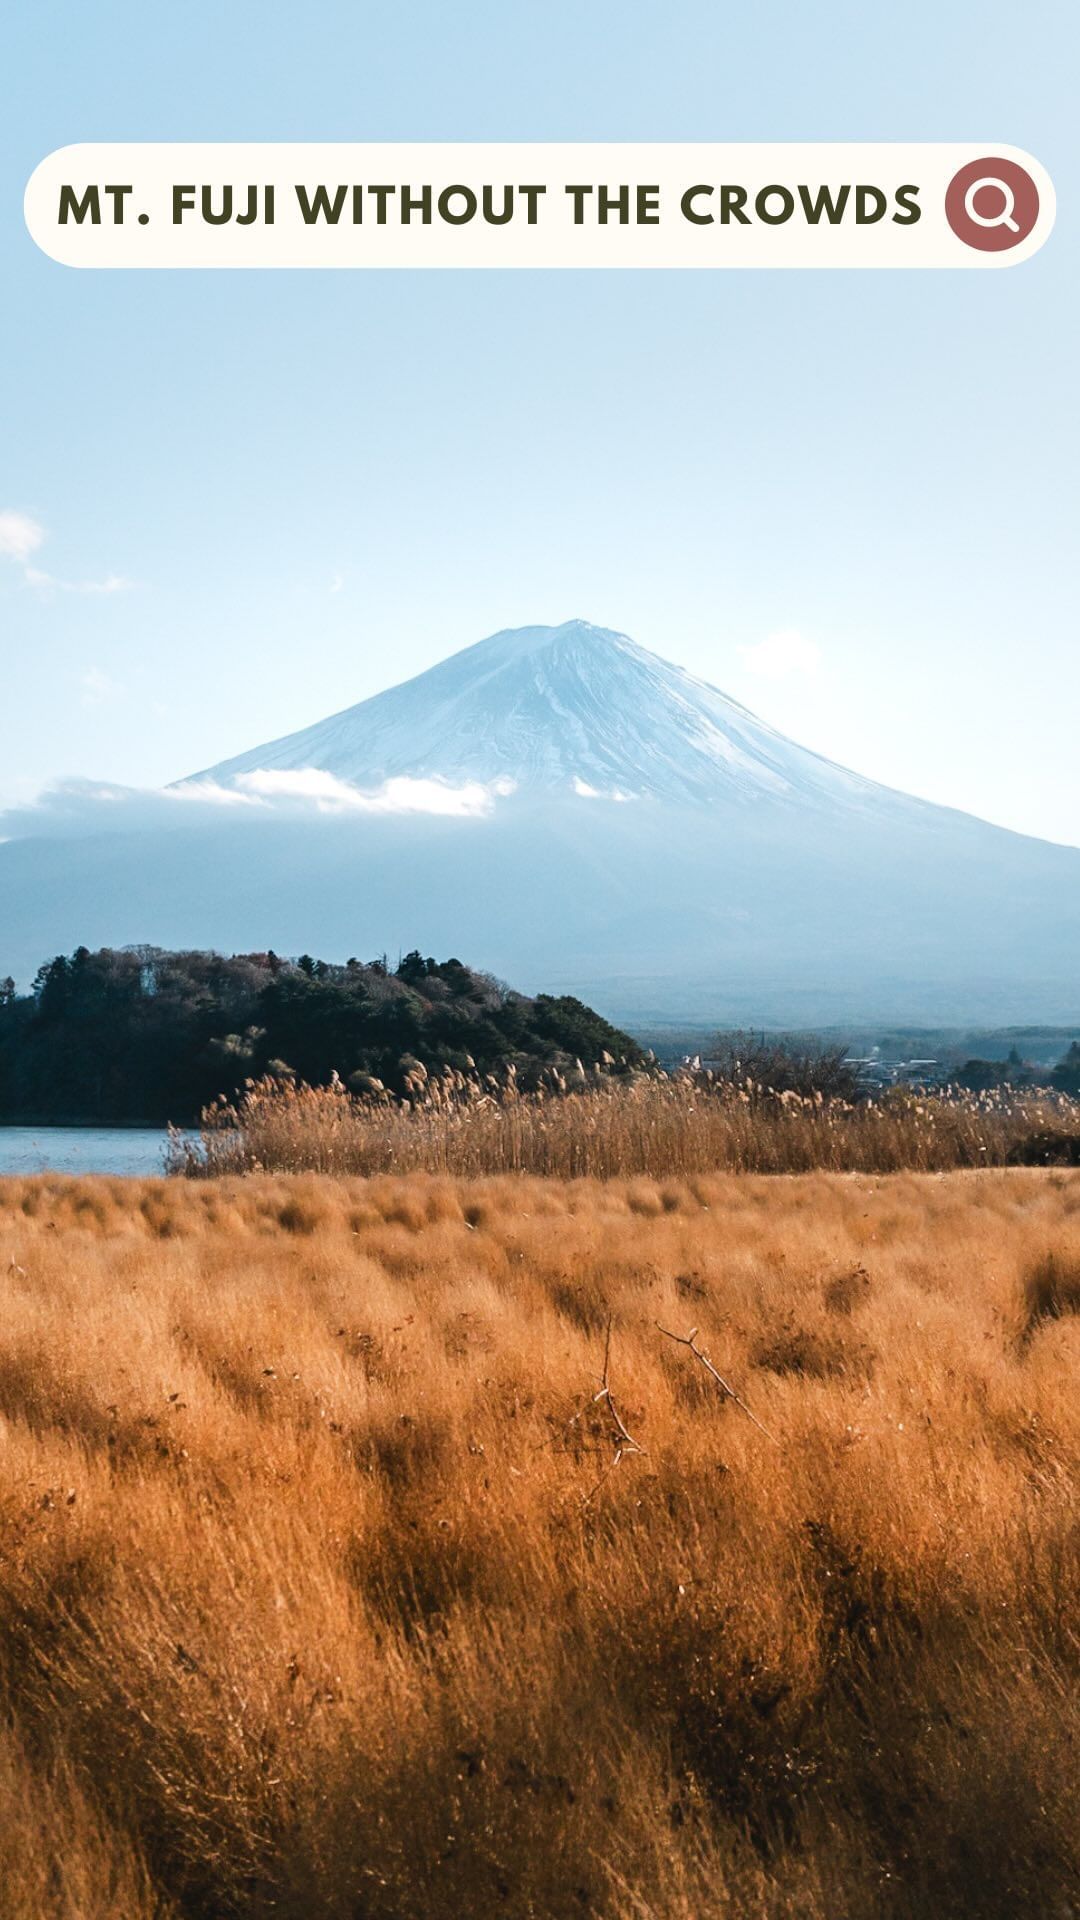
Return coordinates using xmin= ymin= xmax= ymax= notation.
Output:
xmin=191 ymin=620 xmax=915 ymax=816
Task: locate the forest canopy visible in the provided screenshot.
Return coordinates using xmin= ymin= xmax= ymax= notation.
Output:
xmin=0 ymin=946 xmax=643 ymax=1125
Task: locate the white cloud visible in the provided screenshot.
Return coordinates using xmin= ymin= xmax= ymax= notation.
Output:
xmin=739 ymin=629 xmax=822 ymax=680
xmin=25 ymin=566 xmax=134 ymax=596
xmin=1 ymin=508 xmax=132 ymax=594
xmin=167 ymin=779 xmax=263 ymax=809
xmin=0 ymin=511 xmax=45 ymax=561
xmin=232 ymin=768 xmax=501 ymax=817
xmin=0 ymin=770 xmax=517 ymax=843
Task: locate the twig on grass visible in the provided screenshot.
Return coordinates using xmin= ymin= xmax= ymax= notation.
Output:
xmin=557 ymin=1315 xmax=647 ymax=1504
xmin=656 ymin=1322 xmax=779 ymax=1445
xmin=595 ymin=1315 xmax=647 ymax=1460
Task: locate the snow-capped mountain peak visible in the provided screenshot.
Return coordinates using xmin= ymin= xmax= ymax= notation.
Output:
xmin=191 ymin=618 xmax=891 ymax=813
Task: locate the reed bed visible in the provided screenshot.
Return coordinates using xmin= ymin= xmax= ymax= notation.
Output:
xmin=170 ymin=1067 xmax=1080 ymax=1180
xmin=0 ymin=1166 xmax=1076 ymax=1918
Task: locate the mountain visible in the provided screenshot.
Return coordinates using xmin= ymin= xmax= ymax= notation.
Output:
xmin=2 ymin=620 xmax=1079 ymax=1027
xmin=196 ymin=619 xmax=912 ymax=817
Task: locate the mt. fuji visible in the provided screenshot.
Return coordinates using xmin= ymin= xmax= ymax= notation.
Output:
xmin=195 ymin=619 xmax=914 ymax=819
xmin=2 ymin=620 xmax=1079 ymax=1026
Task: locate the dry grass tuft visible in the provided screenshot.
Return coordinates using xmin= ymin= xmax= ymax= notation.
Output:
xmin=1021 ymin=1249 xmax=1080 ymax=1348
xmin=0 ymin=1167 xmax=1076 ymax=1918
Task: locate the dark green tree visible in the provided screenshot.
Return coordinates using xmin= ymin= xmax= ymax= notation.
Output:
xmin=0 ymin=946 xmax=643 ymax=1124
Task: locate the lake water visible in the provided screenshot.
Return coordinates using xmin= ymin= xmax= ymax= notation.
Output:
xmin=0 ymin=1128 xmax=173 ymax=1177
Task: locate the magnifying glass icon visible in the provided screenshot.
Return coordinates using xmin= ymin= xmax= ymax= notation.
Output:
xmin=963 ymin=176 xmax=1020 ymax=233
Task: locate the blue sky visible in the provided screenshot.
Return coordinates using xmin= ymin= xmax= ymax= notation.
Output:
xmin=2 ymin=0 xmax=1077 ymax=842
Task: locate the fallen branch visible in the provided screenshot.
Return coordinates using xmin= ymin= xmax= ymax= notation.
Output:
xmin=656 ymin=1322 xmax=779 ymax=1445
xmin=560 ymin=1316 xmax=647 ymax=1504
xmin=594 ymin=1316 xmax=647 ymax=1461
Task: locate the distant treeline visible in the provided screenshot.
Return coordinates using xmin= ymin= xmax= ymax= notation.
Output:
xmin=957 ymin=1043 xmax=1080 ymax=1095
xmin=0 ymin=947 xmax=644 ymax=1126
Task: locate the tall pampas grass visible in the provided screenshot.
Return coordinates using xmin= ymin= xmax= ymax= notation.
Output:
xmin=169 ymin=1066 xmax=1080 ymax=1180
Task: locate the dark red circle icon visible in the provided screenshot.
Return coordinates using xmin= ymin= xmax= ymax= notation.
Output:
xmin=945 ymin=157 xmax=1039 ymax=252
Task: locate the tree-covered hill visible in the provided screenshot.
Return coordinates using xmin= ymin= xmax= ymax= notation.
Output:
xmin=0 ymin=947 xmax=643 ymax=1125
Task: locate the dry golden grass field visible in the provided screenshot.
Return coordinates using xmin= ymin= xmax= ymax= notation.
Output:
xmin=0 ymin=1167 xmax=1077 ymax=1919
